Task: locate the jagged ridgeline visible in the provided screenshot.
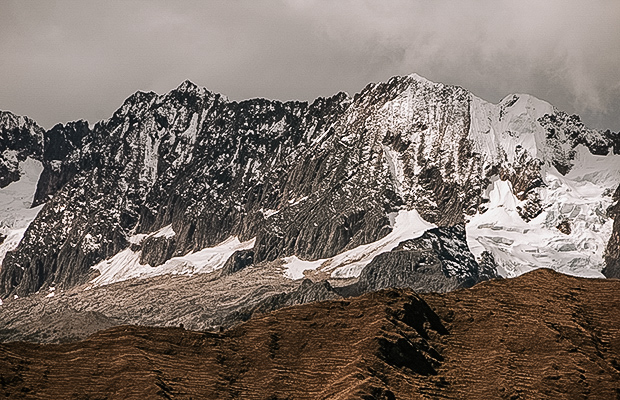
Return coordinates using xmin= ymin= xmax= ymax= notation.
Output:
xmin=1 ymin=74 xmax=620 ymax=298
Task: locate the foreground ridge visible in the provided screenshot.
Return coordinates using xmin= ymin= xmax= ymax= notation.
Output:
xmin=1 ymin=269 xmax=618 ymax=399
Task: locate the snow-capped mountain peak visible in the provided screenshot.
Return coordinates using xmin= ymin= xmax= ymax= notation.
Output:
xmin=0 ymin=73 xmax=619 ymax=299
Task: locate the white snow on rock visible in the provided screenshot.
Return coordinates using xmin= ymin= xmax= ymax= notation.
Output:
xmin=288 ymin=196 xmax=308 ymax=206
xmin=282 ymin=256 xmax=326 ymax=280
xmin=375 ymin=76 xmax=471 ymax=182
xmin=382 ymin=144 xmax=406 ymax=197
xmin=153 ymin=224 xmax=175 ymax=238
xmin=0 ymin=157 xmax=44 ymax=266
xmin=469 ymin=93 xmax=555 ymax=165
xmin=407 ymin=72 xmax=435 ymax=86
xmin=260 ymin=208 xmax=279 ymax=218
xmin=282 ymin=209 xmax=436 ymax=280
xmin=89 ymin=236 xmax=255 ymax=287
xmin=466 ymin=146 xmax=620 ymax=278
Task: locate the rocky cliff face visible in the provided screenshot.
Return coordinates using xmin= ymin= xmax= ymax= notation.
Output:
xmin=1 ymin=82 xmax=357 ymax=295
xmin=33 ymin=120 xmax=91 ymax=207
xmin=0 ymin=75 xmax=618 ymax=299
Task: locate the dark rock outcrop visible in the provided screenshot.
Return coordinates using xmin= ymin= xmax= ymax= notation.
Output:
xmin=220 ymin=249 xmax=254 ymax=276
xmin=33 ymin=120 xmax=91 ymax=206
xmin=604 ymin=185 xmax=620 ymax=278
xmin=139 ymin=234 xmax=176 ymax=267
xmin=342 ymin=224 xmax=497 ymax=296
xmin=226 ymin=278 xmax=342 ymax=325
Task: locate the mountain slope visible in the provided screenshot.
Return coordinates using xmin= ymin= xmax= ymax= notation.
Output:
xmin=0 ymin=269 xmax=618 ymax=399
xmin=0 ymin=74 xmax=619 ymax=301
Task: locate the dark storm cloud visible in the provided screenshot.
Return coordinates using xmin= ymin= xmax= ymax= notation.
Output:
xmin=0 ymin=0 xmax=618 ymax=131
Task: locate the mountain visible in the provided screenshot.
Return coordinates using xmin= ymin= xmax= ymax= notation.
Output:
xmin=1 ymin=269 xmax=619 ymax=399
xmin=0 ymin=74 xmax=619 ymax=338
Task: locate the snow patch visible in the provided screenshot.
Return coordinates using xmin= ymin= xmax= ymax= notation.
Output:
xmin=282 ymin=256 xmax=326 ymax=280
xmin=89 ymin=236 xmax=255 ymax=287
xmin=288 ymin=196 xmax=308 ymax=206
xmin=281 ymin=209 xmax=435 ymax=280
xmin=260 ymin=208 xmax=279 ymax=218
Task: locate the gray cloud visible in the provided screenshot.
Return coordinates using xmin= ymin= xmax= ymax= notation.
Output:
xmin=0 ymin=0 xmax=618 ymax=131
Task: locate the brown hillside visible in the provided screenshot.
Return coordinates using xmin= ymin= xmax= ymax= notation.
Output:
xmin=1 ymin=269 xmax=619 ymax=399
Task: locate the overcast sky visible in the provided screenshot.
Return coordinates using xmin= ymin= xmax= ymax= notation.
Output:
xmin=1 ymin=0 xmax=619 ymax=131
